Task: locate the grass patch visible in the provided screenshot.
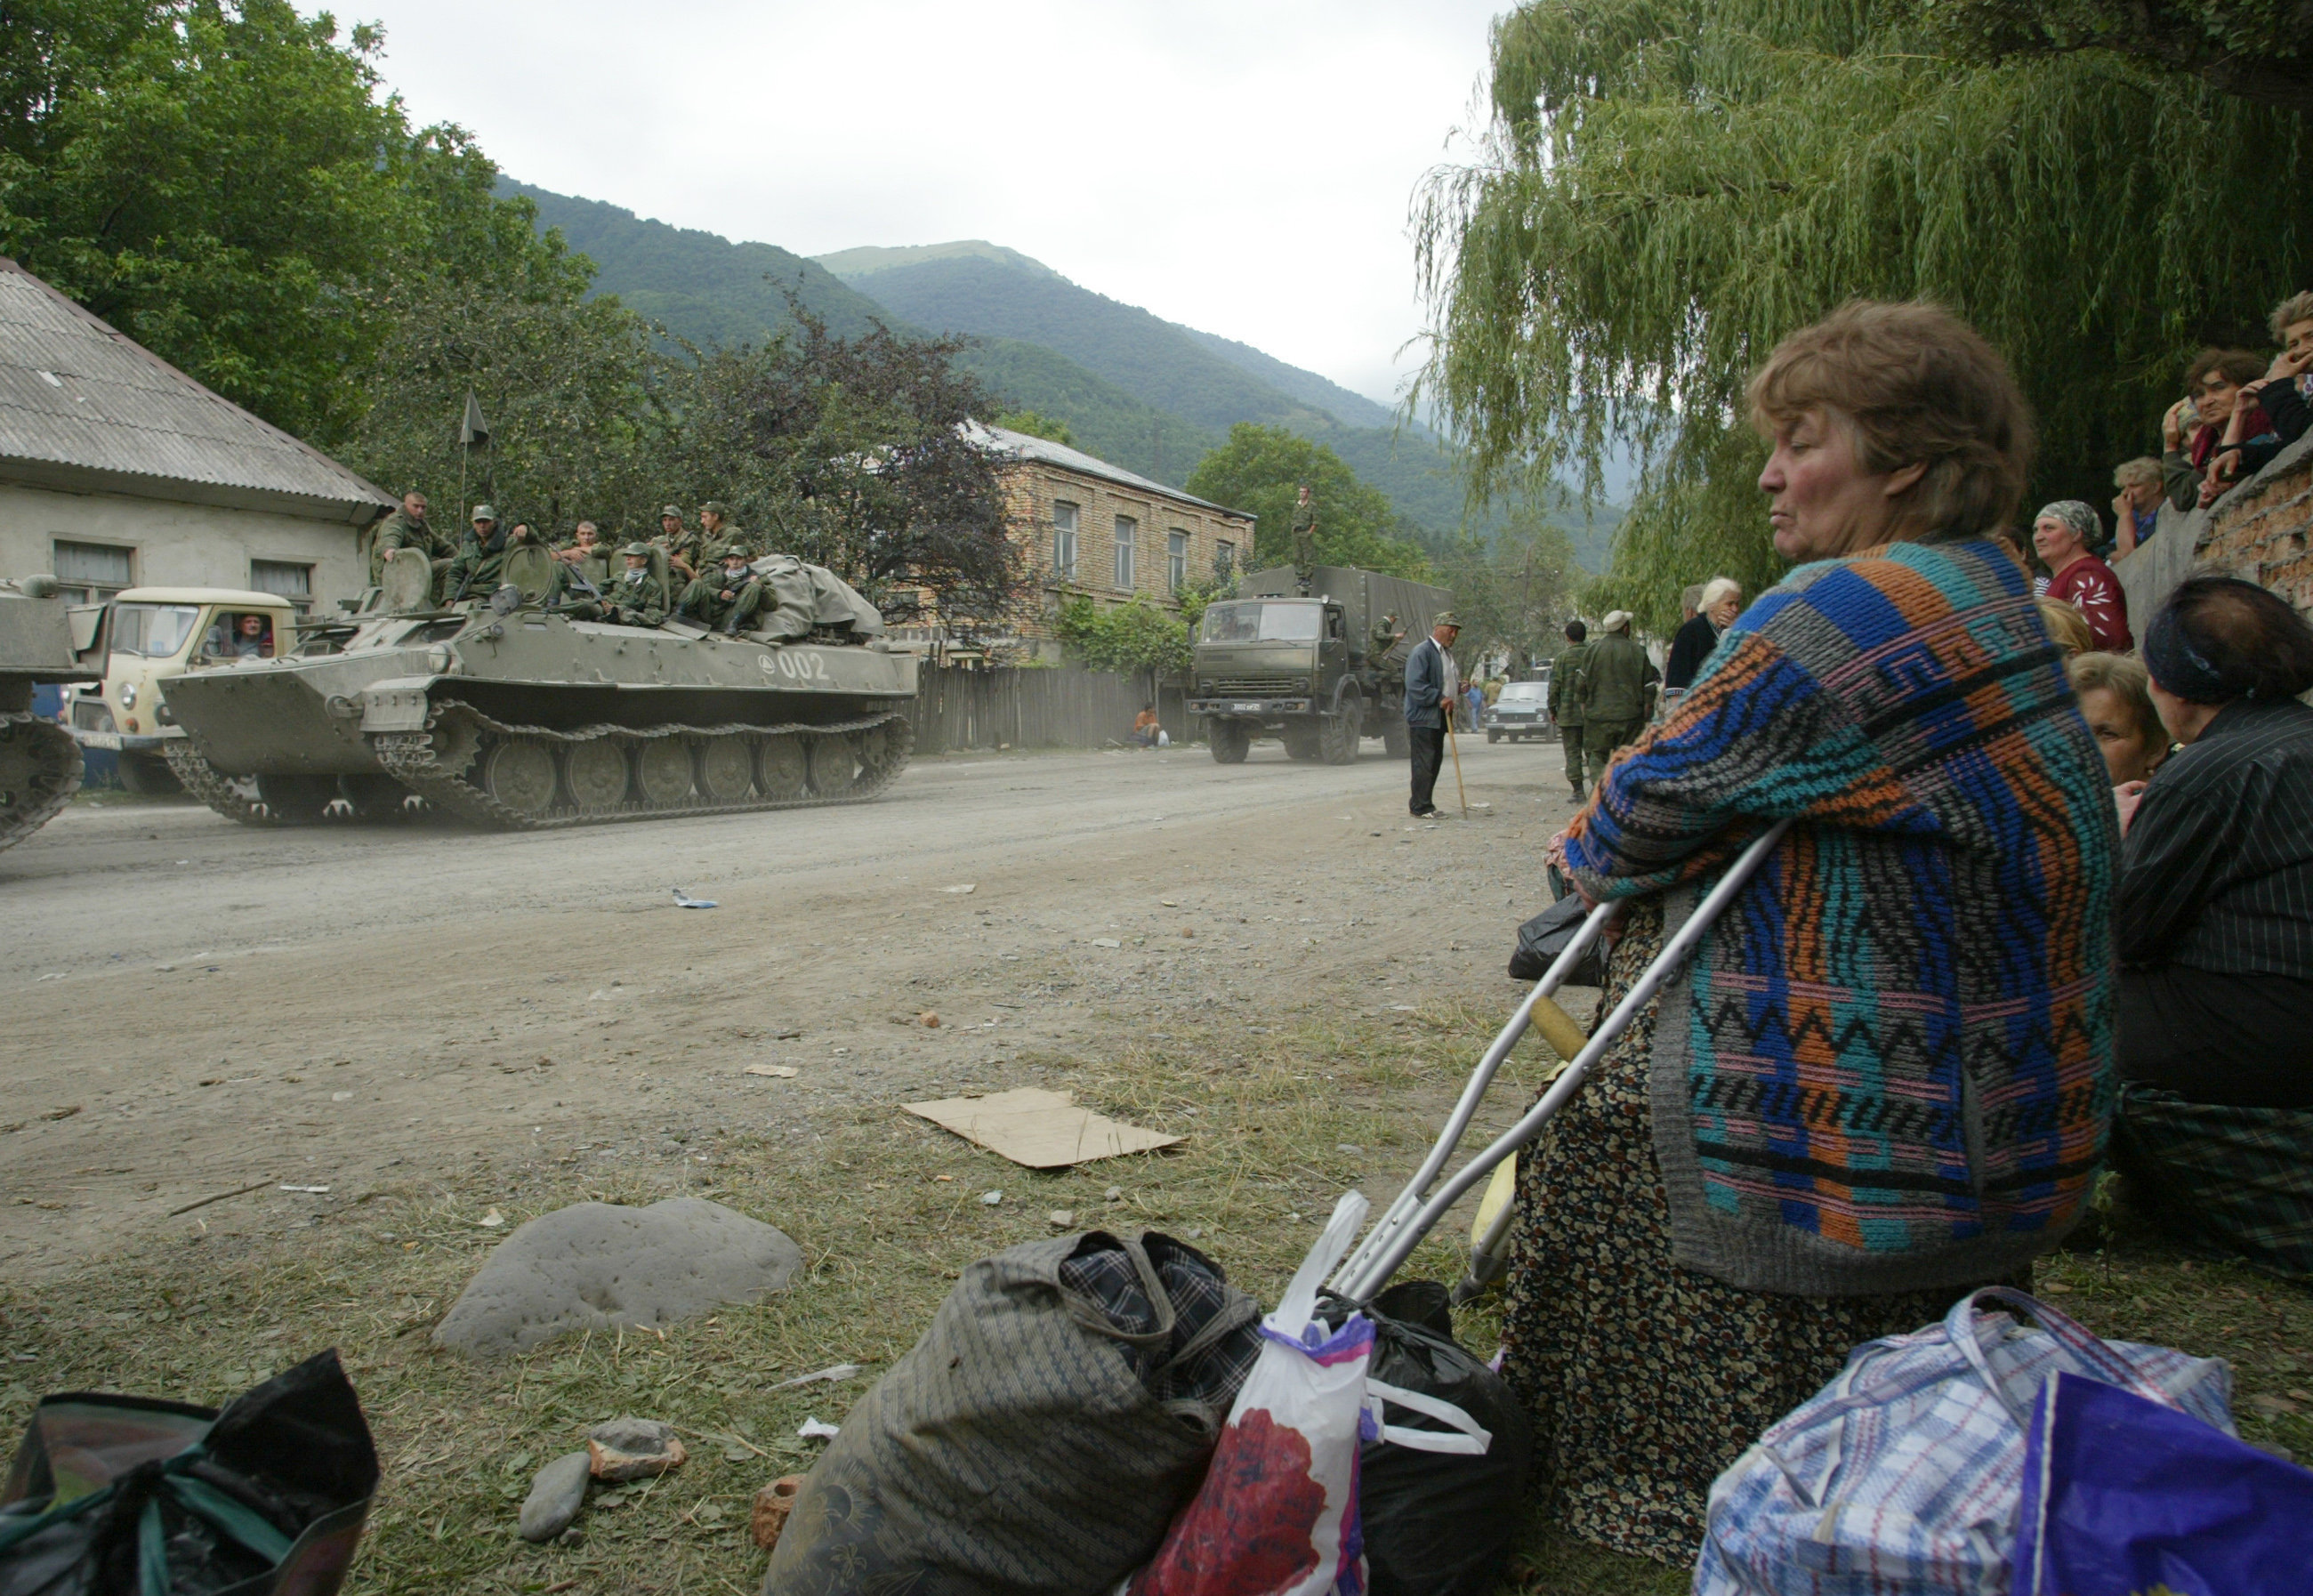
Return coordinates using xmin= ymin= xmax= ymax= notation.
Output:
xmin=2 ymin=1002 xmax=2302 ymax=1594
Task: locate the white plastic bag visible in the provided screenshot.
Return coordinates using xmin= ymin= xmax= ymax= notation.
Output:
xmin=1128 ymin=1192 xmax=1376 ymax=1596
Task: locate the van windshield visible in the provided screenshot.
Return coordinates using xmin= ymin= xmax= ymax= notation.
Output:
xmin=1200 ymin=601 xmax=1322 ymax=643
xmin=109 ymin=603 xmax=202 ymax=658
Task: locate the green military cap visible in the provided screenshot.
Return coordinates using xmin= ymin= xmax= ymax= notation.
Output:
xmin=619 ymin=541 xmax=654 ymax=557
xmin=471 ymin=504 xmax=498 ymax=523
xmin=700 ymin=500 xmax=731 ymax=518
xmin=659 ymin=504 xmax=682 ymax=520
xmin=715 ymin=544 xmax=752 ymax=561
xmin=1432 ymin=610 xmax=1460 ymax=629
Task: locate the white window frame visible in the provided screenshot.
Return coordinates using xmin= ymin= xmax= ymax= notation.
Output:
xmin=1114 ymin=515 xmax=1136 ymax=591
xmin=1052 ymin=500 xmax=1079 ymax=581
xmin=52 ymin=539 xmax=134 ymax=607
xmin=1167 ymin=529 xmax=1189 ymax=593
xmin=249 ymin=559 xmax=315 ymax=615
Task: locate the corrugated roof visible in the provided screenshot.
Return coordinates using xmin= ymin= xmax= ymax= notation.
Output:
xmin=0 ymin=258 xmax=393 ymax=524
xmin=966 ymin=421 xmax=1254 ymax=522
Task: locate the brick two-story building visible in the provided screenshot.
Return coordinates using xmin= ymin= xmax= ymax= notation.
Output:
xmin=894 ymin=423 xmax=1255 ymax=659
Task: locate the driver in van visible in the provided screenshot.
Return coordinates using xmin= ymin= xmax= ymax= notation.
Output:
xmin=204 ymin=612 xmax=271 ymax=659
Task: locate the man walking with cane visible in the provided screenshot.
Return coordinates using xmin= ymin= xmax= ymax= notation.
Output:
xmin=1404 ymin=611 xmax=1461 ymax=818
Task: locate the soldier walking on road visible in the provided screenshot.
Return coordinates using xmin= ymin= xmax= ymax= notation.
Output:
xmin=1576 ymin=609 xmax=1658 ymax=792
xmin=1549 ymin=618 xmax=1592 ymax=802
xmin=1402 ymin=610 xmax=1462 ymax=818
xmin=1290 ymin=483 xmax=1318 ymax=591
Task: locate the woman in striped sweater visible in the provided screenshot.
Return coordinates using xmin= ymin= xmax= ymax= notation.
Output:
xmin=1503 ymin=302 xmax=2119 ymax=1563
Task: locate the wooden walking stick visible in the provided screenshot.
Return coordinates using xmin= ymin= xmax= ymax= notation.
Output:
xmin=1446 ymin=705 xmax=1470 ymax=815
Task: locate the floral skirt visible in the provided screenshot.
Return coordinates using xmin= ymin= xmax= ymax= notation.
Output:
xmin=1497 ymin=899 xmax=2024 ymax=1565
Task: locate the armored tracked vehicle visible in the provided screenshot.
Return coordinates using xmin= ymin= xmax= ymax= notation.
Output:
xmin=159 ymin=547 xmax=917 ymax=829
xmin=0 ymin=575 xmax=101 ymax=851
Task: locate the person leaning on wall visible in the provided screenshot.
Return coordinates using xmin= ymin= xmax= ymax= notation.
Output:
xmin=1504 ymin=300 xmax=2118 ymax=1566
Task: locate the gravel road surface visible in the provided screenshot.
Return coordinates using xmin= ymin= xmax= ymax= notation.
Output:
xmin=0 ymin=735 xmax=1585 ymax=1276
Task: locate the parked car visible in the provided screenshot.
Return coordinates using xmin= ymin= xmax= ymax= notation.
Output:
xmin=1484 ymin=678 xmax=1554 ymax=743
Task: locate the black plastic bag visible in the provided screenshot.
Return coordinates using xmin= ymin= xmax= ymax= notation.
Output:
xmin=0 ymin=1350 xmax=378 ymax=1596
xmin=1323 ymin=1282 xmax=1533 ymax=1596
xmin=1508 ymin=891 xmax=1606 ymax=986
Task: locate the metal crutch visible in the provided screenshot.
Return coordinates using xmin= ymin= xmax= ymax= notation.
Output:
xmin=1329 ymin=818 xmax=1794 ymax=1307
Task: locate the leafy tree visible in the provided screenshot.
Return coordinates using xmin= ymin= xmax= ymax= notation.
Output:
xmin=1935 ymin=0 xmax=2313 ymax=114
xmin=0 ymin=1 xmax=564 ymax=444
xmin=994 ymin=409 xmax=1075 ymax=446
xmin=1183 ymin=423 xmax=1432 ymax=578
xmin=1052 ymin=595 xmax=1191 ymax=675
xmin=664 ymin=306 xmax=1021 ymax=628
xmin=1433 ymin=505 xmax=1582 ymax=674
xmin=1414 ymin=0 xmax=2313 ymax=627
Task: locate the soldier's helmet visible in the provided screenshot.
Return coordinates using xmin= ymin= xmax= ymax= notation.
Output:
xmin=717 ymin=544 xmax=752 ymax=563
xmin=620 ymin=542 xmax=655 ymax=559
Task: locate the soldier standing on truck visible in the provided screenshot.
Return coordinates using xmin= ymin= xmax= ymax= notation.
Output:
xmin=1372 ymin=611 xmax=1405 ymax=659
xmin=1576 ymin=609 xmax=1658 ymax=792
xmin=1290 ymin=484 xmax=1318 ymax=592
xmin=1549 ymin=618 xmax=1592 ymax=802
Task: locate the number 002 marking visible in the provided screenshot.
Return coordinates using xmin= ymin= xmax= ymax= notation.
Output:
xmin=759 ymin=649 xmax=833 ymax=682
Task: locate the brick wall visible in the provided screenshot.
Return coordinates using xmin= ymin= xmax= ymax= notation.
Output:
xmin=2116 ymin=431 xmax=2313 ymax=626
xmin=1000 ymin=462 xmax=1253 ymax=649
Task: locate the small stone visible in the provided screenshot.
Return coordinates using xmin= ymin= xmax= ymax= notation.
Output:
xmin=1181 ymin=928 xmax=1195 ymax=938
xmin=980 ymin=1190 xmax=1003 ymax=1205
xmin=1105 ymin=1186 xmax=1124 ymax=1202
xmin=1091 ymin=937 xmax=1122 ymax=948
xmin=588 ymin=1415 xmax=687 ymax=1481
xmin=1336 ymin=1144 xmax=1364 ymax=1155
xmin=751 ymin=1475 xmax=805 ymax=1551
xmin=918 ymin=1012 xmax=940 ymax=1028
xmin=1048 ymin=1210 xmax=1074 ymax=1227
xmin=519 ymin=1451 xmax=592 ymax=1542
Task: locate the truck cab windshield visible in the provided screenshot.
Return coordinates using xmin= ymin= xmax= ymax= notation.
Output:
xmin=109 ymin=603 xmax=202 ymax=658
xmin=1200 ymin=601 xmax=1322 ymax=643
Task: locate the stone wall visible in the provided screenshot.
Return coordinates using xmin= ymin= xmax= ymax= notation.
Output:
xmin=2116 ymin=431 xmax=2313 ymax=626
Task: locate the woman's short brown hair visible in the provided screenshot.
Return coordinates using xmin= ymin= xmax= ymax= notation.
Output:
xmin=1748 ymin=301 xmax=2033 ymax=544
xmin=2269 ymin=291 xmax=2313 ymax=342
xmin=2068 ymin=651 xmax=2161 ymax=746
xmin=2184 ymin=348 xmax=2266 ymax=392
xmin=2037 ymin=598 xmax=2093 ymax=658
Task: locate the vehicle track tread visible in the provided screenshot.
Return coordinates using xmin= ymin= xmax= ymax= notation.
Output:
xmin=164 ymin=738 xmax=285 ymax=826
xmin=0 ymin=712 xmax=84 ymax=851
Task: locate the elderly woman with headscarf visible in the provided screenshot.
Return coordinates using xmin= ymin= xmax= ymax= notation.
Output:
xmin=2033 ymin=499 xmax=2132 ymax=651
xmin=1509 ymin=301 xmax=2117 ymax=1565
xmin=2106 ymin=576 xmax=2313 ymax=1278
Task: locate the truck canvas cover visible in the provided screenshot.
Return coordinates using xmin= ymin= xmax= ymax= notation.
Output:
xmin=1239 ymin=567 xmax=1453 ymax=660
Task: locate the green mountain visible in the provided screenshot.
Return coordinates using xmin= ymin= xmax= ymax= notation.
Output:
xmin=504 ymin=181 xmax=1618 ymax=563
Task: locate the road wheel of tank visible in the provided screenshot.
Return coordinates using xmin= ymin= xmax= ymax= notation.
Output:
xmin=1208 ymin=720 xmax=1250 ymax=764
xmin=117 ymin=751 xmax=181 ymax=795
xmin=565 ymin=739 xmax=629 ymax=814
xmin=480 ymin=738 xmax=560 ymax=818
xmin=253 ymin=773 xmax=336 ymax=825
xmin=1382 ymin=719 xmax=1410 ymax=759
xmin=697 ymin=737 xmax=754 ymax=802
xmin=756 ymin=735 xmax=808 ymax=800
xmin=636 ymin=738 xmax=695 ymax=809
xmin=1321 ymin=700 xmax=1361 ymax=765
xmin=806 ymin=731 xmax=861 ymax=795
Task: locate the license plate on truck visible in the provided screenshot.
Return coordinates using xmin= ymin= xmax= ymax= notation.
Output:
xmin=1233 ymin=702 xmax=1261 ymax=713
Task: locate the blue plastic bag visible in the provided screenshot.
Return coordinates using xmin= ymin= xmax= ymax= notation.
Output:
xmin=2013 ymin=1371 xmax=2313 ymax=1595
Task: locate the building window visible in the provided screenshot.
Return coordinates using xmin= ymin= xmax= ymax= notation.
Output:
xmin=250 ymin=560 xmax=315 ymax=614
xmin=1168 ymin=529 xmax=1189 ymax=593
xmin=1114 ymin=516 xmax=1136 ymax=590
xmin=52 ymin=540 xmax=133 ymax=606
xmin=1215 ymin=540 xmax=1236 ymax=579
xmin=1052 ymin=501 xmax=1079 ymax=580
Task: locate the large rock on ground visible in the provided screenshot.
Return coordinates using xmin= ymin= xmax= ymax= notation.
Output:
xmin=433 ymin=1197 xmax=802 ymax=1358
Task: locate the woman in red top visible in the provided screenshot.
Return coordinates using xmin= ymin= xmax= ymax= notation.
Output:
xmin=2033 ymin=499 xmax=2132 ymax=652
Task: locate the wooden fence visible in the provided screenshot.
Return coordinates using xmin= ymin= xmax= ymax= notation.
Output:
xmin=911 ymin=664 xmax=1188 ymax=754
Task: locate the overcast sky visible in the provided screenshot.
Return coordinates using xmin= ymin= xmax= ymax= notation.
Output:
xmin=346 ymin=0 xmax=1504 ymax=409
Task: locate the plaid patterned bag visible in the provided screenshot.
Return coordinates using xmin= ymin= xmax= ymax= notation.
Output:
xmin=1695 ymin=1288 xmax=2234 ymax=1596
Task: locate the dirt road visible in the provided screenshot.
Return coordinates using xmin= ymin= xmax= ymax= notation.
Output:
xmin=0 ymin=734 xmax=1585 ymax=1277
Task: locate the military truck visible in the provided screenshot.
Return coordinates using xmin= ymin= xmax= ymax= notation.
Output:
xmin=1186 ymin=565 xmax=1453 ymax=765
xmin=157 ymin=544 xmax=917 ymax=829
xmin=1 ymin=575 xmax=101 ymax=851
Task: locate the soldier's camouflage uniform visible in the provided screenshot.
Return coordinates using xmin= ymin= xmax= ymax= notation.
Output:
xmin=1549 ymin=639 xmax=1592 ymax=798
xmin=676 ymin=560 xmax=768 ymax=634
xmin=444 ymin=528 xmax=513 ymax=601
xmin=367 ymin=509 xmax=447 ymax=587
xmin=567 ymin=560 xmax=673 ymax=628
xmin=1290 ymin=496 xmax=1318 ymax=577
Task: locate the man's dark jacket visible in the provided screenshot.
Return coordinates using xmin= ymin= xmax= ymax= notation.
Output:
xmin=1404 ymin=635 xmax=1452 ymax=729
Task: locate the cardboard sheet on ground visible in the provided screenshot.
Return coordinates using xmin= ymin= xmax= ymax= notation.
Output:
xmin=905 ymin=1087 xmax=1179 ymax=1168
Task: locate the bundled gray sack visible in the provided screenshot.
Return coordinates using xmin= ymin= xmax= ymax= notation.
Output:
xmin=763 ymin=1229 xmax=1259 ymax=1596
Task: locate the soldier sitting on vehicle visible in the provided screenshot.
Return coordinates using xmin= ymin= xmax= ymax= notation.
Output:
xmin=558 ymin=543 xmax=673 ymax=627
xmin=367 ymin=490 xmax=447 ymax=587
xmin=654 ymin=504 xmax=705 ymax=581
xmin=444 ymin=506 xmax=524 ymax=601
xmin=675 ymin=546 xmax=768 ymax=635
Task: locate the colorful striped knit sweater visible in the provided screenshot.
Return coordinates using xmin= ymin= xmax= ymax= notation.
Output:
xmin=1565 ymin=538 xmax=2117 ymax=1297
